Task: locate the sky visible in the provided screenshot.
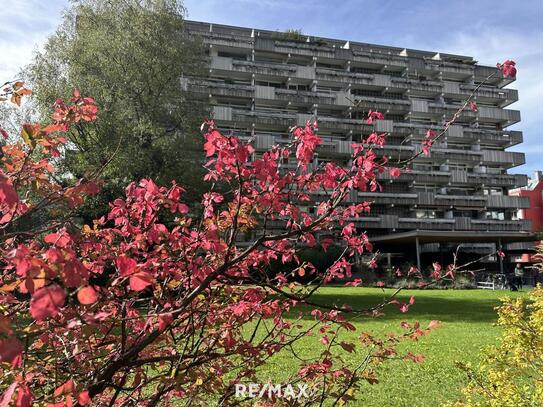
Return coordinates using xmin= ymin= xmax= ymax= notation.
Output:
xmin=1 ymin=0 xmax=541 ymax=176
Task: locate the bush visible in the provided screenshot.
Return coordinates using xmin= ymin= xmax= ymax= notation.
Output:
xmin=449 ymin=285 xmax=543 ymax=406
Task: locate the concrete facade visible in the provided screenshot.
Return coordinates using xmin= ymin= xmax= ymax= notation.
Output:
xmin=184 ymin=20 xmax=533 ymax=270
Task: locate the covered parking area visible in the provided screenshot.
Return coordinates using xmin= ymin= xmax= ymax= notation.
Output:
xmin=370 ymin=230 xmax=535 ymax=273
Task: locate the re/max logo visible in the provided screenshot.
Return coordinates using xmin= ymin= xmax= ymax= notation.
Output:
xmin=234 ymin=383 xmax=309 ymax=399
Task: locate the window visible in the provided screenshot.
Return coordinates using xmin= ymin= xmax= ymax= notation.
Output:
xmin=217 ymin=51 xmax=248 ymax=60
xmin=416 ymin=210 xmax=437 ymax=219
xmin=486 ymin=211 xmax=505 ymax=221
xmin=483 ymin=188 xmax=503 ymax=196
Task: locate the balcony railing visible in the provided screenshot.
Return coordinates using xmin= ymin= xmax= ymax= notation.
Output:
xmin=466 ymin=172 xmax=527 ymax=188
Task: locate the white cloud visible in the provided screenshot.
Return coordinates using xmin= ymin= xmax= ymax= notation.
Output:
xmin=0 ymin=0 xmax=67 ymax=80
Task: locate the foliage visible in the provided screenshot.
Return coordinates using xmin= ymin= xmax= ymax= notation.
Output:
xmin=272 ymin=29 xmax=305 ymax=42
xmin=25 ymin=0 xmax=209 ymax=218
xmin=449 ymin=285 xmax=543 ymax=407
xmin=0 ymin=87 xmax=441 ymax=405
xmin=0 ymin=56 xmax=518 ymax=405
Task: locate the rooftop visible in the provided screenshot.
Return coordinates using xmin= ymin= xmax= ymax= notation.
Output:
xmin=185 ymin=20 xmax=486 ymax=67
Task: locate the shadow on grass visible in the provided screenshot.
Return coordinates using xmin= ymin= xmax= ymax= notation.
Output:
xmin=289 ymin=289 xmax=514 ymax=323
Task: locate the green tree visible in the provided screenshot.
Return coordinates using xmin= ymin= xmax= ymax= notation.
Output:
xmin=25 ymin=0 xmax=209 ymax=218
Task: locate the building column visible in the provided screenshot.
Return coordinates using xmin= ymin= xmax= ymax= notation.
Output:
xmin=415 ymin=237 xmax=421 ymax=272
xmin=498 ymin=238 xmax=504 ymax=274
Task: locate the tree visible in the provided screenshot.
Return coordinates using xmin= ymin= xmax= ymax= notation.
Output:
xmin=25 ymin=0 xmax=209 ymax=218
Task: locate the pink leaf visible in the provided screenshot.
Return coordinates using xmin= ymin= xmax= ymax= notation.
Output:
xmin=129 ymin=272 xmax=154 ymax=291
xmin=0 ymin=179 xmax=18 ymax=207
xmin=29 ymin=284 xmax=65 ymax=320
xmin=77 ymin=391 xmax=91 ymax=406
xmin=0 ymin=382 xmax=17 ymax=407
xmin=54 ymin=379 xmax=74 ymax=397
xmin=0 ymin=337 xmax=23 ymax=367
xmin=389 ymin=167 xmax=401 ymax=177
xmin=116 ymin=256 xmax=137 ymax=276
xmin=77 ymin=286 xmax=98 ymax=305
xmin=16 ymin=385 xmax=33 ymax=407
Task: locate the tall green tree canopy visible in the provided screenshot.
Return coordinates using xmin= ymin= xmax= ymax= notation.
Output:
xmin=26 ymin=0 xmax=209 ymax=217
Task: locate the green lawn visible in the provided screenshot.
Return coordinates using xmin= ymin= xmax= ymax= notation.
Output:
xmin=256 ymin=287 xmax=527 ymax=407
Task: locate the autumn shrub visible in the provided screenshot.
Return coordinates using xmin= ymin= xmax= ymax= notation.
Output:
xmin=0 ymin=83 xmax=436 ymax=406
xmin=449 ymin=284 xmax=543 ymax=406
xmin=0 ymin=58 xmax=517 ymax=405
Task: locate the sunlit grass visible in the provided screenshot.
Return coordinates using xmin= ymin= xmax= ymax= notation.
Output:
xmin=254 ymin=287 xmax=527 ymax=407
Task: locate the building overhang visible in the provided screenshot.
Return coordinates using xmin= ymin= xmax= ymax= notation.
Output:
xmin=370 ymin=230 xmax=535 ymax=245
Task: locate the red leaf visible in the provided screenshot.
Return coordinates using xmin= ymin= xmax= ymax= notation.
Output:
xmin=0 ymin=382 xmax=17 ymax=407
xmin=16 ymin=385 xmax=32 ymax=407
xmin=129 ymin=272 xmax=154 ymax=291
xmin=61 ymin=259 xmax=89 ymax=287
xmin=44 ymin=232 xmax=71 ymax=248
xmin=389 ymin=167 xmax=401 ymax=177
xmin=29 ymin=284 xmax=65 ymax=320
xmin=116 ymin=256 xmax=137 ymax=276
xmin=54 ymin=379 xmax=74 ymax=397
xmin=339 ymin=341 xmax=355 ymax=353
xmin=0 ymin=128 xmax=8 ymax=139
xmin=77 ymin=286 xmax=98 ymax=305
xmin=344 ymin=278 xmax=362 ymax=287
xmin=77 ymin=391 xmax=91 ymax=406
xmin=0 ymin=337 xmax=23 ymax=367
xmin=0 ymin=179 xmax=18 ymax=207
xmin=497 ymin=60 xmax=517 ymax=78
xmin=158 ymin=313 xmax=173 ymax=332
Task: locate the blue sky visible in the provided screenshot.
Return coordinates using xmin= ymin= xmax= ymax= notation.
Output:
xmin=2 ymin=0 xmax=542 ymax=176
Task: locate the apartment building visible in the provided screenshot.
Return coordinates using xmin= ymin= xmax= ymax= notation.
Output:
xmin=184 ymin=20 xmax=533 ymax=271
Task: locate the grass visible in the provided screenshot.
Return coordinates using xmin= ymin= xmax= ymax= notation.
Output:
xmin=254 ymin=287 xmax=527 ymax=407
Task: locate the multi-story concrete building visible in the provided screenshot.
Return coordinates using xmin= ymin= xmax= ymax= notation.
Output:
xmin=184 ymin=20 xmax=533 ymax=271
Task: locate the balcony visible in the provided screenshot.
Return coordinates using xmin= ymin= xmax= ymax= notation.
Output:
xmin=226 ymin=108 xmax=296 ymax=128
xmin=398 ymin=217 xmax=455 ymax=231
xmin=273 ymin=40 xmax=336 ymax=59
xmin=470 ymin=219 xmax=531 ymax=232
xmin=357 ymin=192 xmax=418 ymax=205
xmin=390 ymin=77 xmax=443 ymax=94
xmin=482 ymin=150 xmax=525 ymax=168
xmin=351 ymin=50 xmax=407 ymax=68
xmin=189 ymin=80 xmax=254 ymax=99
xmin=486 ymin=195 xmax=530 ymax=209
xmin=274 ymin=88 xmax=339 ymax=106
xmin=467 ymin=172 xmax=527 ymax=188
xmin=392 ymin=122 xmax=522 ymax=147
xmin=378 ymin=169 xmax=450 ymax=184
xmin=434 ymin=194 xmax=488 ymax=208
xmin=459 ymin=84 xmax=518 ymax=105
xmin=428 ymin=148 xmax=483 ymax=163
xmin=187 ymin=30 xmax=253 ymax=50
xmin=353 ymin=95 xmax=411 ymax=113
xmin=232 ymin=60 xmax=297 ymax=78
xmin=430 ymin=61 xmax=474 ymax=77
xmin=463 ymin=128 xmax=523 ymax=146
xmin=315 ymin=68 xmax=373 ymax=86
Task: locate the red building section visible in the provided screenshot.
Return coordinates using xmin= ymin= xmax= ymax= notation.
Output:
xmin=509 ymin=171 xmax=543 ymax=262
